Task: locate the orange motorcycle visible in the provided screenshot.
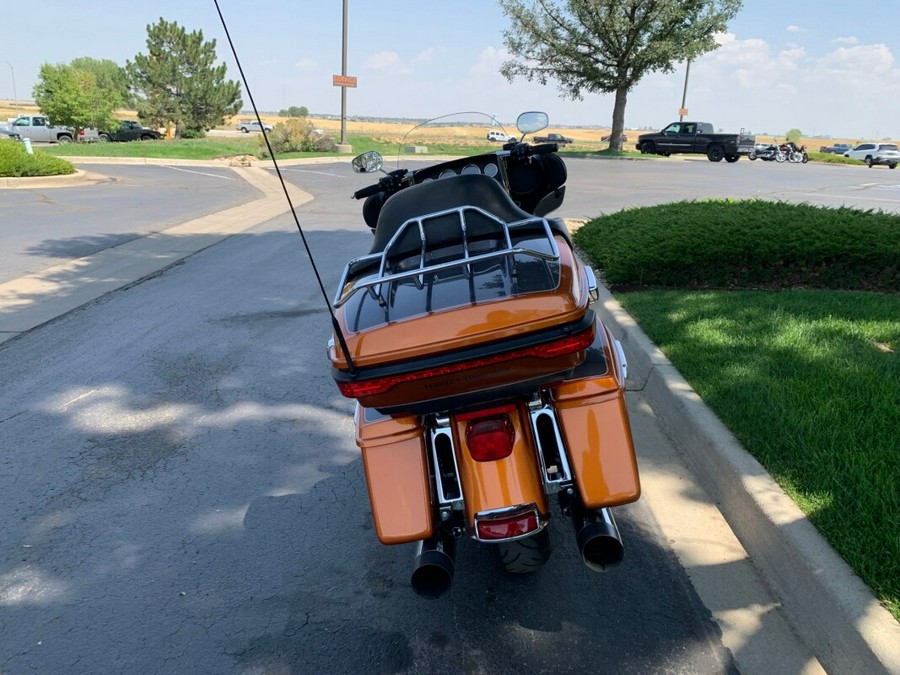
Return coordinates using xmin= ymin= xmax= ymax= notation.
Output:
xmin=328 ymin=112 xmax=641 ymax=597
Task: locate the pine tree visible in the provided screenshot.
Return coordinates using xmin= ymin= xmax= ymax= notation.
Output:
xmin=127 ymin=18 xmax=242 ymax=137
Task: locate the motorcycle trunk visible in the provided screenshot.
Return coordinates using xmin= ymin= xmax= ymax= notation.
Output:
xmin=329 ymin=175 xmax=639 ymax=579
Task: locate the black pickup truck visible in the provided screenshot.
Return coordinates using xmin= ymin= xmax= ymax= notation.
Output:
xmin=533 ymin=132 xmax=574 ymax=145
xmin=635 ymin=121 xmax=755 ymax=162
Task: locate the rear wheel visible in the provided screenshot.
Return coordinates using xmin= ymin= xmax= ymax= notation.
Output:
xmin=706 ymin=144 xmax=725 ymax=162
xmin=865 ymin=156 xmax=874 ymax=167
xmin=496 ymin=527 xmax=552 ymax=574
xmin=725 ymin=154 xmax=739 ymax=163
xmin=57 ymin=135 xmax=72 ymax=144
xmin=98 ymin=133 xmax=111 ymax=142
xmin=889 ymin=163 xmax=897 ymax=170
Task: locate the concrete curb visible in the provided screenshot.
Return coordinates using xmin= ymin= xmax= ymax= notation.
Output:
xmin=595 ymin=285 xmax=900 ymax=675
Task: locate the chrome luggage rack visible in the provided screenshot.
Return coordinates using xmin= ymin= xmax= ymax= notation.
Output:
xmin=333 ymin=205 xmax=561 ymax=309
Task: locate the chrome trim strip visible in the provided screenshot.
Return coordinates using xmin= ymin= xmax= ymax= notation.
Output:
xmin=585 ymin=266 xmax=600 ymax=302
xmin=614 ymin=339 xmax=628 ymax=381
xmin=428 ymin=422 xmax=464 ymax=511
xmin=528 ymin=404 xmax=573 ymax=494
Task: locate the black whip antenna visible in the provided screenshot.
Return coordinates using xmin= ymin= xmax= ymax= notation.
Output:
xmin=213 ymin=0 xmax=357 ymax=376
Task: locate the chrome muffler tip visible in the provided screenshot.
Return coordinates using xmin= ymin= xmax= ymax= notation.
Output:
xmin=576 ymin=507 xmax=624 ymax=572
xmin=411 ymin=537 xmax=455 ymax=599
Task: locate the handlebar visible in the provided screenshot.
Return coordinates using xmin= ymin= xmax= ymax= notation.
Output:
xmin=353 ymin=183 xmax=383 ymax=200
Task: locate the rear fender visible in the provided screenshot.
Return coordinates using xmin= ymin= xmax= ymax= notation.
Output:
xmin=452 ymin=402 xmax=548 ymax=535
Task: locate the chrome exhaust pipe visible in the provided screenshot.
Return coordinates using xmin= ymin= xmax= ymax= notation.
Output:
xmin=575 ymin=507 xmax=624 ymax=572
xmin=411 ymin=535 xmax=455 ymax=599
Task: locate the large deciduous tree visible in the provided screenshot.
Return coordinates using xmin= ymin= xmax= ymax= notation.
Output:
xmin=126 ymin=18 xmax=242 ymax=137
xmin=32 ymin=63 xmax=120 ymax=132
xmin=499 ymin=0 xmax=742 ymax=150
xmin=70 ymin=57 xmax=134 ymax=108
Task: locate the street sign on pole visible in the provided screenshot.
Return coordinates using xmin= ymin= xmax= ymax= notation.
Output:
xmin=333 ymin=75 xmax=358 ymax=88
xmin=679 ymin=107 xmax=688 ymax=117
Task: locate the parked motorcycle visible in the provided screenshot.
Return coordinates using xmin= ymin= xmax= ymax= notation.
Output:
xmin=328 ymin=112 xmax=641 ymax=597
xmin=784 ymin=141 xmax=809 ymax=163
xmin=749 ymin=142 xmax=808 ymax=164
xmin=748 ymin=143 xmax=784 ymax=162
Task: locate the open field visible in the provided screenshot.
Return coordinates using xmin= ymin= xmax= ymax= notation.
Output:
xmin=3 ymin=99 xmax=894 ymax=151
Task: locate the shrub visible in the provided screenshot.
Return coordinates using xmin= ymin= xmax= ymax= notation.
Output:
xmin=573 ymin=200 xmax=900 ymax=292
xmin=259 ymin=119 xmax=337 ymax=156
xmin=0 ymin=141 xmax=77 ymax=177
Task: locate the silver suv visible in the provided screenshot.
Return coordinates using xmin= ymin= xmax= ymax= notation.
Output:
xmin=843 ymin=142 xmax=899 ymax=169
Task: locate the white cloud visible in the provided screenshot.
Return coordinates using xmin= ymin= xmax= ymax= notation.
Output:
xmin=363 ymin=51 xmax=406 ymax=72
xmin=818 ymin=44 xmax=895 ymax=76
xmin=470 ymin=46 xmax=510 ymax=74
xmin=833 ymin=36 xmax=859 ymax=46
xmin=786 ymin=25 xmax=805 ymax=33
xmin=294 ymin=58 xmax=318 ymax=71
xmin=414 ymin=47 xmax=443 ymax=63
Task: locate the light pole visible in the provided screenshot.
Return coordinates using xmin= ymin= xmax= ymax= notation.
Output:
xmin=3 ymin=60 xmax=17 ymax=116
xmin=679 ymin=60 xmax=691 ymax=122
xmin=340 ymin=0 xmax=348 ymax=146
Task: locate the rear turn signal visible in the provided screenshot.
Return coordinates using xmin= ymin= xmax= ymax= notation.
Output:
xmin=465 ymin=415 xmax=515 ymax=462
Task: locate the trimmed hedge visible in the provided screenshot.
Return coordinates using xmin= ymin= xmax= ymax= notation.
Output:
xmin=573 ymin=200 xmax=900 ymax=292
xmin=0 ymin=141 xmax=76 ymax=177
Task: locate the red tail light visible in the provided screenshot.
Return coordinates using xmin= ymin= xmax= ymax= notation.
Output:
xmin=336 ymin=325 xmax=594 ymax=399
xmin=465 ymin=415 xmax=515 ymax=462
xmin=476 ymin=508 xmax=540 ymax=540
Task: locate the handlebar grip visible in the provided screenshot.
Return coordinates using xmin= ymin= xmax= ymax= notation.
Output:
xmin=530 ymin=143 xmax=558 ymax=154
xmin=353 ymin=183 xmax=383 ymax=200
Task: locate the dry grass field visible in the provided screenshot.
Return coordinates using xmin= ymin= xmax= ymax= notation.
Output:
xmin=2 ymin=98 xmax=893 ymax=150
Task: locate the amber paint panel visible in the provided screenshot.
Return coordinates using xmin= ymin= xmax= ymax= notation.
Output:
xmin=452 ymin=404 xmax=548 ymax=527
xmin=356 ymin=411 xmax=433 ymax=544
xmin=555 ymin=391 xmax=641 ymax=508
xmin=331 ymin=237 xmax=590 ymax=370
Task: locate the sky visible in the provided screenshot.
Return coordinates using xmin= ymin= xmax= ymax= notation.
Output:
xmin=1 ymin=1 xmax=899 ymax=140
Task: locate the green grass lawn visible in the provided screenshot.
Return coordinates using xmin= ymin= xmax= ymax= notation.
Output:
xmin=575 ymin=201 xmax=900 ymax=620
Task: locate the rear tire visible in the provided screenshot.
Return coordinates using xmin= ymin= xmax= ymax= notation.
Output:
xmin=725 ymin=154 xmax=739 ymax=163
xmin=890 ymin=163 xmax=897 ymax=169
xmin=707 ymin=144 xmax=725 ymax=162
xmin=496 ymin=527 xmax=552 ymax=574
xmin=865 ymin=156 xmax=874 ymax=167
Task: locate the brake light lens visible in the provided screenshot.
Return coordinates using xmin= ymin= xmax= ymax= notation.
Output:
xmin=465 ymin=415 xmax=515 ymax=461
xmin=336 ymin=325 xmax=594 ymax=399
xmin=476 ymin=510 xmax=539 ymax=540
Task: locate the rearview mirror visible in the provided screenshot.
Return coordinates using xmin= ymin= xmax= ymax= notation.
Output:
xmin=352 ymin=151 xmax=383 ymax=174
xmin=516 ymin=111 xmax=549 ymax=135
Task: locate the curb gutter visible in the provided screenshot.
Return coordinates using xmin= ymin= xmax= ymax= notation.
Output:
xmin=595 ymin=285 xmax=900 ymax=675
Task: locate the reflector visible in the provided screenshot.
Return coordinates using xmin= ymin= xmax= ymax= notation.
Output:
xmin=466 ymin=416 xmax=515 ymax=462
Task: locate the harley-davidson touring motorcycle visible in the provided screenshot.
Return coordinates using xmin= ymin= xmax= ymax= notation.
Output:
xmin=327 ymin=112 xmax=641 ymax=598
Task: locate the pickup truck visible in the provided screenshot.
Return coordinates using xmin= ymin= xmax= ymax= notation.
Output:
xmin=635 ymin=122 xmax=755 ymax=162
xmin=533 ymin=132 xmax=574 ymax=145
xmin=237 ymin=120 xmax=273 ymax=133
xmin=80 ymin=121 xmax=162 ymax=142
xmin=0 ymin=115 xmax=74 ymax=143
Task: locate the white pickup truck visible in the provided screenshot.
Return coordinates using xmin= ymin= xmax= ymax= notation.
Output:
xmin=0 ymin=115 xmax=75 ymax=143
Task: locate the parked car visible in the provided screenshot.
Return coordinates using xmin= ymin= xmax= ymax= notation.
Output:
xmin=635 ymin=121 xmax=755 ymax=162
xmin=533 ymin=132 xmax=574 ymax=145
xmin=486 ymin=129 xmax=516 ymax=142
xmin=843 ymin=143 xmax=899 ymax=168
xmin=79 ymin=121 xmax=162 ymax=142
xmin=820 ymin=143 xmax=853 ymax=154
xmin=601 ymin=133 xmax=628 ymax=143
xmin=237 ymin=120 xmax=274 ymax=133
xmin=0 ymin=115 xmax=74 ymax=143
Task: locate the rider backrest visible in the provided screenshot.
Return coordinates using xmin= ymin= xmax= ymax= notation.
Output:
xmin=370 ymin=174 xmax=533 ymax=255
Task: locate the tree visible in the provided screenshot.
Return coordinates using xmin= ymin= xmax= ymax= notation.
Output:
xmin=278 ymin=105 xmax=309 ymax=117
xmin=499 ymin=0 xmax=742 ymax=150
xmin=786 ymin=128 xmax=802 ymax=143
xmin=32 ymin=63 xmax=119 ymax=132
xmin=70 ymin=57 xmax=134 ymax=108
xmin=126 ymin=18 xmax=242 ymax=137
